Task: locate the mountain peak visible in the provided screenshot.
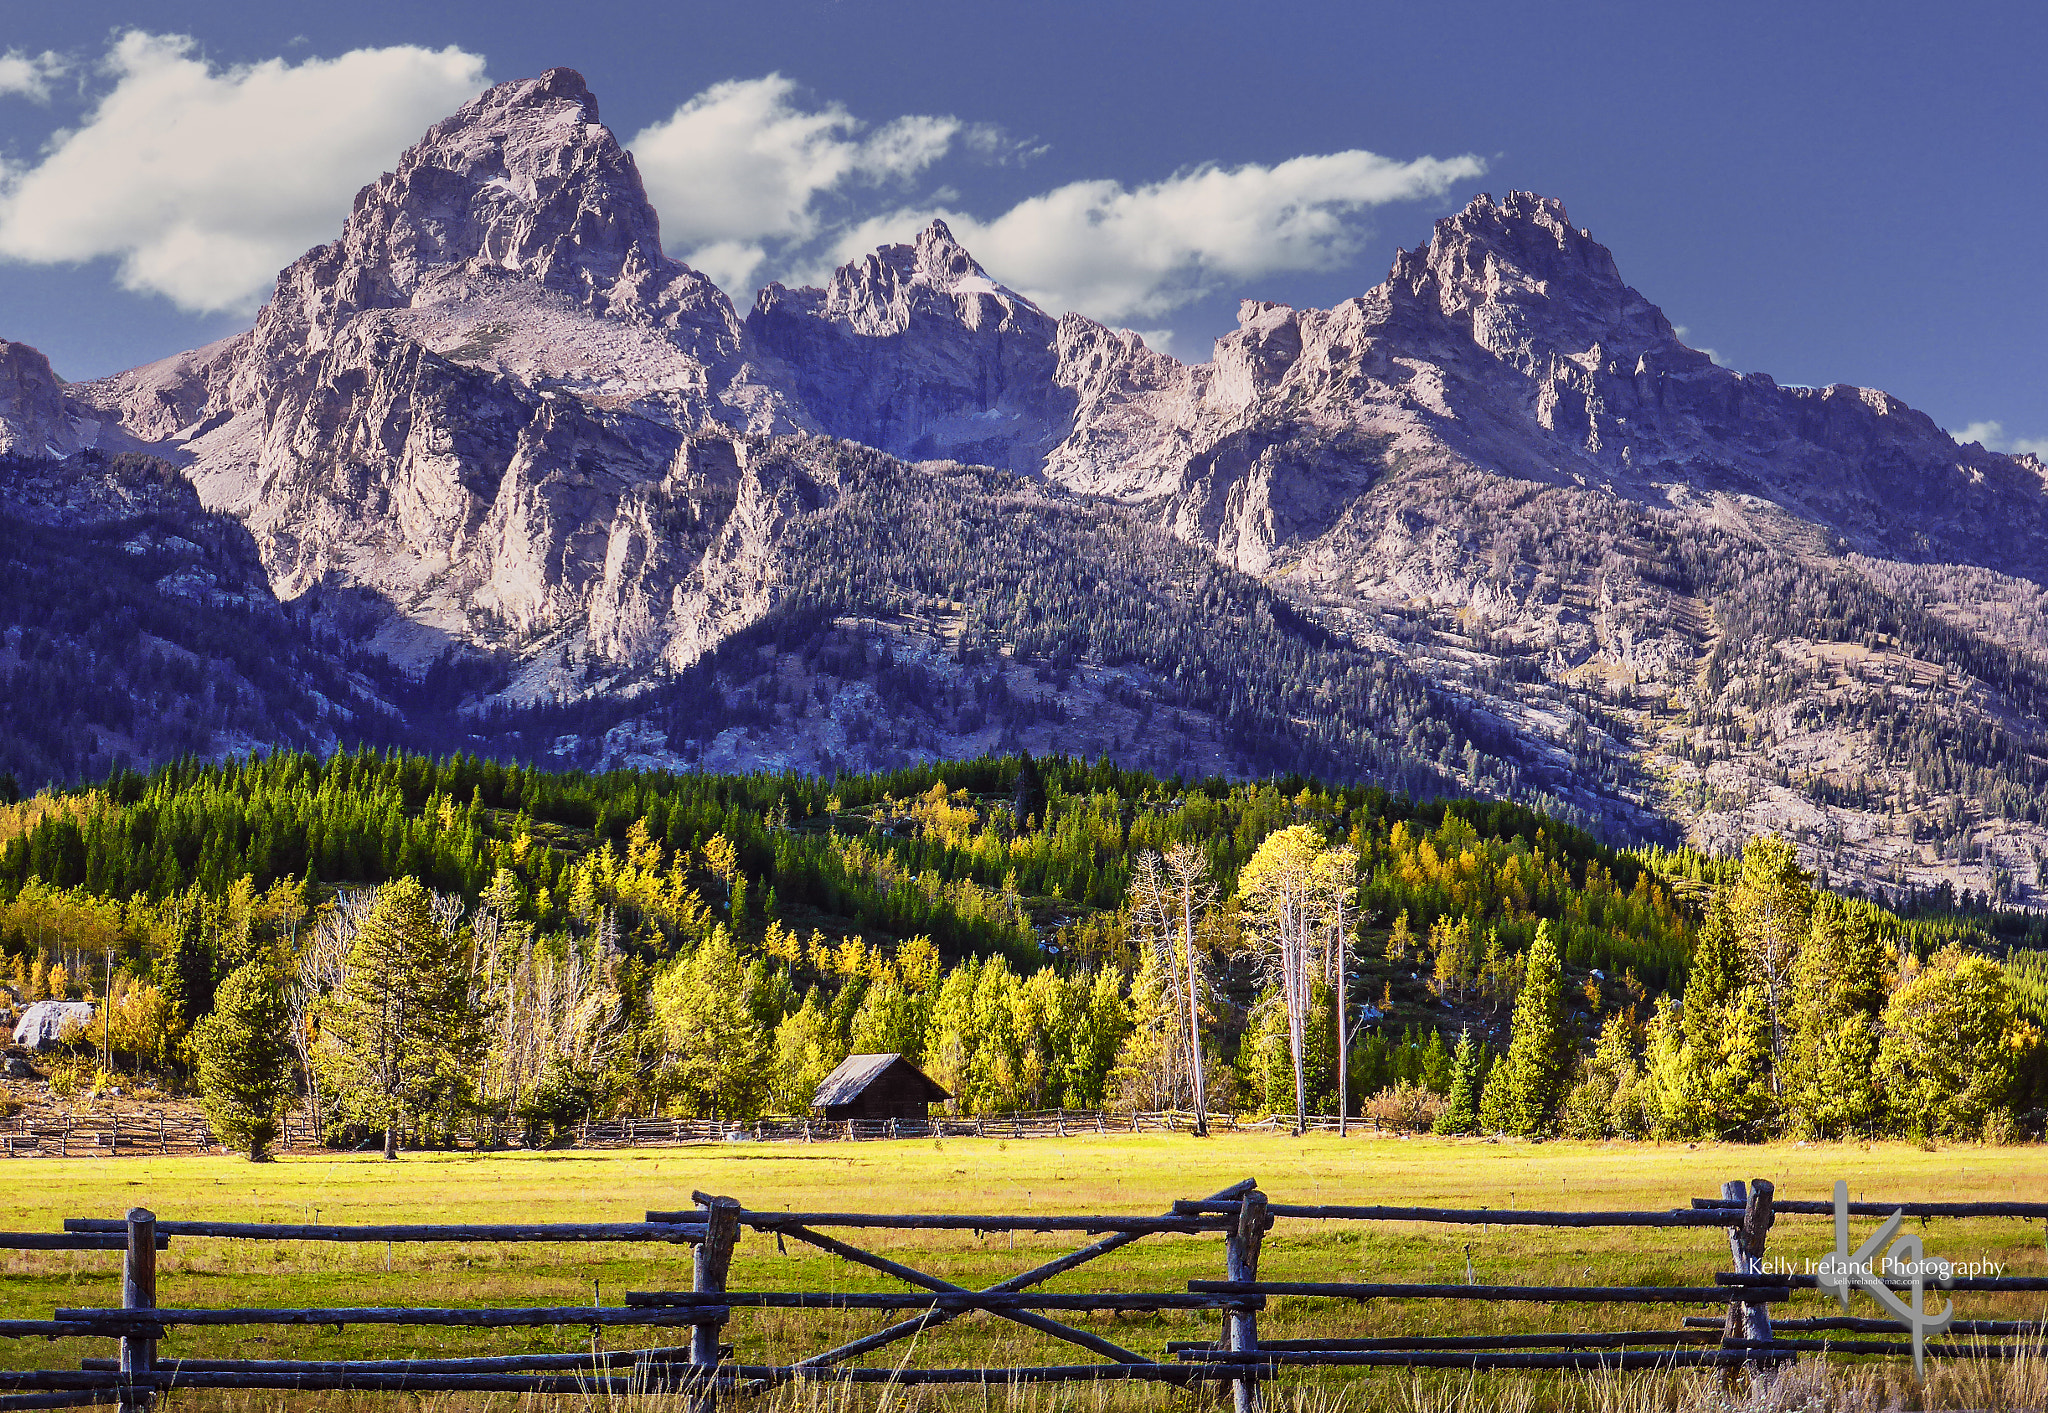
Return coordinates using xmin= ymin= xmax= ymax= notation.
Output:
xmin=244 ymin=66 xmax=731 ymax=358
xmin=495 ymin=67 xmax=597 ymax=116
xmin=1386 ymin=189 xmax=1699 ymax=372
xmin=764 ymin=220 xmax=1042 ymax=342
xmin=911 ymin=219 xmax=986 ymax=286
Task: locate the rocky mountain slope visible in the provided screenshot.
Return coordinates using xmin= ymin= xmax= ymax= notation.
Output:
xmin=7 ymin=68 xmax=2048 ymax=901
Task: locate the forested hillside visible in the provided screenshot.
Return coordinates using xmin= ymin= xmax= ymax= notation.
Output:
xmin=1 ymin=752 xmax=2038 ymax=1150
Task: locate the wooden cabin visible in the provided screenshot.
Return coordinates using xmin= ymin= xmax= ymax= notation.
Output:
xmin=811 ymin=1053 xmax=950 ymax=1122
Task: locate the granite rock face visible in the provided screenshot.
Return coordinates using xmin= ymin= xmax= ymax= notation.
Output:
xmin=60 ymin=69 xmax=817 ymax=667
xmin=0 ymin=340 xmax=92 ymax=458
xmin=12 ymin=73 xmax=2048 ymax=893
xmin=746 ymin=190 xmax=2048 ymax=588
xmin=748 ymin=221 xmax=1071 ymax=475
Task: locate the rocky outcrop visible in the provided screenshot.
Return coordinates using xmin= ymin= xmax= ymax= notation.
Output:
xmin=70 ymin=333 xmax=247 ymax=444
xmin=748 ymin=221 xmax=1072 ymax=474
xmin=64 ymin=68 xmax=823 ymax=664
xmin=16 ymin=71 xmax=2048 ymax=888
xmin=0 ymin=340 xmax=92 ymax=458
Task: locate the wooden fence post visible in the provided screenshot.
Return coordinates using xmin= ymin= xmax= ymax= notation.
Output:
xmin=690 ymin=1195 xmax=741 ymax=1412
xmin=1718 ymin=1179 xmax=1776 ymax=1374
xmin=120 ymin=1207 xmax=156 ymax=1413
xmin=1224 ymin=1187 xmax=1268 ymax=1413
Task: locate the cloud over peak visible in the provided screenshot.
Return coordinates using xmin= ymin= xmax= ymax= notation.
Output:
xmin=1953 ymin=420 xmax=2048 ymax=459
xmin=629 ymin=74 xmax=969 ymax=294
xmin=627 ymin=74 xmax=1484 ymax=327
xmin=0 ymin=32 xmax=486 ymax=312
xmin=0 ymin=41 xmax=1484 ymax=338
xmin=820 ymin=149 xmax=1488 ymax=326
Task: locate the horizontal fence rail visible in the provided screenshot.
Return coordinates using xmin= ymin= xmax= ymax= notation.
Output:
xmin=1172 ymin=1199 xmax=1740 ymax=1228
xmin=56 ymin=1307 xmax=734 ymax=1332
xmin=2 ymin=1179 xmax=2043 ymax=1408
xmin=648 ymin=1209 xmax=1227 ymax=1233
xmin=1692 ymin=1196 xmax=2048 ymax=1219
xmin=63 ymin=1220 xmax=707 ymax=1245
xmin=1192 ymin=1281 xmax=1798 ymax=1304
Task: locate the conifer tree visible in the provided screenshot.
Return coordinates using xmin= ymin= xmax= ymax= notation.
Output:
xmin=1559 ymin=1012 xmax=1639 ymax=1139
xmin=318 ymin=877 xmax=488 ymax=1158
xmin=1784 ymin=895 xmax=1885 ymax=1137
xmin=158 ymin=897 xmax=215 ymax=1035
xmin=1662 ymin=896 xmax=1759 ymax=1135
xmin=1011 ymin=754 xmax=1046 ymax=831
xmin=191 ymin=957 xmax=295 ymax=1161
xmin=1418 ymin=1027 xmax=1452 ymax=1094
xmin=1476 ymin=920 xmax=1568 ymax=1135
xmin=1433 ymin=1027 xmax=1482 ymax=1134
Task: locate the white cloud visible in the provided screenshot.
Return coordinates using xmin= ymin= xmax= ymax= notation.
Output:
xmin=0 ymin=31 xmax=486 ymax=312
xmin=0 ymin=49 xmax=67 ymax=101
xmin=817 ymin=147 xmax=1486 ymax=325
xmin=630 ymin=75 xmax=962 ymax=291
xmin=1952 ymin=420 xmax=2048 ymax=459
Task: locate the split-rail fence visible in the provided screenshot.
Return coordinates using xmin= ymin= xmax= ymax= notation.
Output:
xmin=0 ymin=1179 xmax=2043 ymax=1410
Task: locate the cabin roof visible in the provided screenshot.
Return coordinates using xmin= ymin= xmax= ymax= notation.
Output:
xmin=812 ymin=1053 xmax=950 ymax=1108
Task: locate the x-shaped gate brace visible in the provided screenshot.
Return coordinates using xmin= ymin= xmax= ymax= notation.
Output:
xmin=635 ymin=1179 xmax=1268 ymax=1375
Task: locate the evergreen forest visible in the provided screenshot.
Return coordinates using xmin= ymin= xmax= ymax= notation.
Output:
xmin=1 ymin=750 xmax=2041 ymax=1152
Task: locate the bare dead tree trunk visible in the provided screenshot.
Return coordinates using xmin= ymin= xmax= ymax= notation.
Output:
xmin=1164 ymin=843 xmax=1215 ymax=1139
xmin=1335 ymin=904 xmax=1350 ymax=1137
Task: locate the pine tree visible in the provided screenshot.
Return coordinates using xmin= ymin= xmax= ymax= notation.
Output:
xmin=1418 ymin=1028 xmax=1452 ymax=1094
xmin=190 ymin=957 xmax=295 ymax=1161
xmin=1011 ymin=754 xmax=1046 ymax=831
xmin=1433 ymin=1027 xmax=1482 ymax=1134
xmin=318 ymin=877 xmax=488 ymax=1157
xmin=158 ymin=897 xmax=215 ymax=1035
xmin=1783 ymin=895 xmax=1885 ymax=1137
xmin=1559 ymin=1012 xmax=1638 ymax=1139
xmin=1476 ymin=920 xmax=1569 ymax=1136
xmin=1661 ymin=896 xmax=1763 ymax=1136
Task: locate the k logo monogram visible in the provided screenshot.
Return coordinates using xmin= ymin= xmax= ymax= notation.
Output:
xmin=1813 ymin=1180 xmax=1954 ymax=1378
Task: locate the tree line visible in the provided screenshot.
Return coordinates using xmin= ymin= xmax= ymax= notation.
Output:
xmin=1 ymin=752 xmax=2039 ymax=1155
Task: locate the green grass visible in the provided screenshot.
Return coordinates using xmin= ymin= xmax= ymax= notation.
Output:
xmin=2 ymin=1133 xmax=2045 ymax=1410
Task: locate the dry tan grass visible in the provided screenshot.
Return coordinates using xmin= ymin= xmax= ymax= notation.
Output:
xmin=2 ymin=1134 xmax=2040 ymax=1410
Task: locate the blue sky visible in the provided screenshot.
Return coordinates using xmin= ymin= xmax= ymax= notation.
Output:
xmin=2 ymin=0 xmax=2042 ymax=452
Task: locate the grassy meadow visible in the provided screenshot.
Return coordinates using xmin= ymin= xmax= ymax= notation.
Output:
xmin=2 ymin=1132 xmax=2045 ymax=1411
